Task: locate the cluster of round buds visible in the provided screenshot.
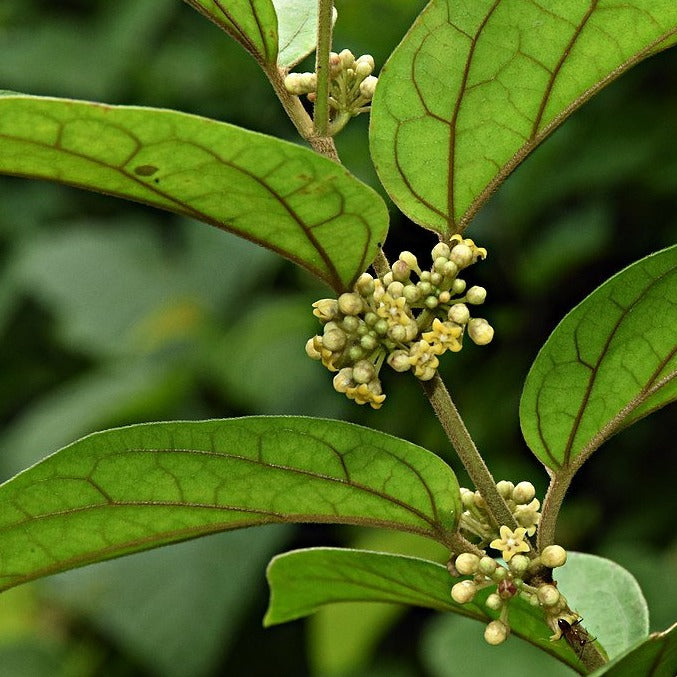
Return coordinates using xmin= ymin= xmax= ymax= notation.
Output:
xmin=284 ymin=49 xmax=378 ymax=133
xmin=305 ymin=237 xmax=493 ymax=408
xmin=448 ymin=543 xmax=570 ymax=646
xmin=458 ymin=480 xmax=541 ymax=546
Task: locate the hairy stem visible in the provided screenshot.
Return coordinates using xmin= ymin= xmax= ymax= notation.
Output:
xmin=314 ymin=0 xmax=334 ymax=137
xmin=421 ymin=374 xmax=517 ymax=531
xmin=537 ymin=468 xmax=574 ymax=550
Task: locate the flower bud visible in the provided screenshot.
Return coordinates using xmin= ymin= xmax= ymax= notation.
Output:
xmin=496 ymin=480 xmax=515 ymax=499
xmin=355 ymin=272 xmax=375 ymax=296
xmin=355 ymin=59 xmax=373 ymax=79
xmin=352 ymin=359 xmax=375 ymax=384
xmin=512 ymin=481 xmax=536 ymax=504
xmin=387 ymin=281 xmax=405 ymax=297
xmin=485 ymin=593 xmax=503 ymax=611
xmin=387 ymin=350 xmax=411 ymax=372
xmin=312 ymin=298 xmax=339 ymax=322
xmin=333 ymin=368 xmax=353 ymax=393
xmin=448 ymin=303 xmax=470 ymax=325
xmin=478 ymin=556 xmax=498 ymax=576
xmin=305 ymin=337 xmax=321 ymax=360
xmin=442 ymin=261 xmax=459 ymax=278
xmin=398 ymin=251 xmax=419 ymax=272
xmin=359 ymin=75 xmax=378 ymax=99
xmin=438 ymin=290 xmax=451 ymax=304
xmin=338 ymin=292 xmax=363 ymax=316
xmin=460 ymin=487 xmax=475 ymax=509
xmin=484 ymin=620 xmax=509 ymax=645
xmin=322 ymin=328 xmax=347 ymax=352
xmin=468 ymin=318 xmax=494 ymax=345
xmin=329 ymin=52 xmax=342 ymax=77
xmin=509 ymin=554 xmax=530 ymax=576
xmin=451 ymin=580 xmax=477 ymax=604
xmin=338 ymin=48 xmax=355 ymax=69
xmin=450 ymin=243 xmax=474 ymax=268
xmin=360 ymin=334 xmax=378 ymax=351
xmin=431 ymin=242 xmax=451 ymax=260
xmin=388 ymin=324 xmax=407 ymax=342
xmin=355 ymin=54 xmax=375 ymax=71
xmin=455 ymin=553 xmax=480 ymax=575
xmin=348 ymin=345 xmax=365 ymax=361
xmin=451 ymin=278 xmax=466 ymax=294
xmin=537 ymin=584 xmax=561 ymax=607
xmin=391 ymin=259 xmax=410 ymax=282
xmin=541 ymin=545 xmax=567 ymax=568
xmin=466 ymin=285 xmax=487 ymax=305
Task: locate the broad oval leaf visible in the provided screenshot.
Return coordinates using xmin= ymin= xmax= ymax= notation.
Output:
xmin=0 ymin=417 xmax=460 ymax=593
xmin=182 ymin=0 xmax=278 ymax=64
xmin=520 ymin=246 xmax=677 ymax=472
xmin=265 ymin=547 xmax=583 ymax=671
xmin=0 ymin=94 xmax=389 ymax=291
xmin=274 ymin=0 xmax=337 ymax=68
xmin=369 ymin=0 xmax=677 ymax=235
xmin=590 ymin=622 xmax=677 ymax=677
xmin=556 ymin=552 xmax=649 ymax=660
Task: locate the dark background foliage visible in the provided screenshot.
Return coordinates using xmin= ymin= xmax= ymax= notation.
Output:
xmin=0 ymin=1 xmax=674 ymax=675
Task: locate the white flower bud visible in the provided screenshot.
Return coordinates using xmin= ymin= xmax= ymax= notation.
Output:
xmin=442 ymin=261 xmax=459 ymax=278
xmin=450 ymin=243 xmax=473 ymax=268
xmin=541 ymin=545 xmax=567 ymax=568
xmin=431 ymin=242 xmax=451 ymax=260
xmin=509 ymin=554 xmax=530 ymax=576
xmin=496 ymin=480 xmax=515 ymax=499
xmin=466 ymin=285 xmax=487 ymax=305
xmin=391 ymin=259 xmax=410 ymax=282
xmin=352 ymin=359 xmax=375 ymax=384
xmin=388 ymin=324 xmax=407 ymax=342
xmin=382 ymin=272 xmax=393 ymax=286
xmin=312 ymin=298 xmax=339 ymax=322
xmin=460 ymin=488 xmax=475 ymax=509
xmin=338 ymin=48 xmax=355 ymax=69
xmin=355 ymin=60 xmax=373 ymax=79
xmin=360 ymin=334 xmax=378 ymax=351
xmin=448 ymin=303 xmax=470 ymax=325
xmin=451 ymin=580 xmax=477 ymax=604
xmin=512 ymin=481 xmax=536 ymax=504
xmin=451 ymin=278 xmax=466 ymax=294
xmin=355 ymin=54 xmax=375 ymax=71
xmin=485 ymin=593 xmax=503 ymax=611
xmin=537 ymin=584 xmax=561 ymax=607
xmin=387 ymin=350 xmax=411 ymax=372
xmin=468 ymin=318 xmax=494 ymax=345
xmin=484 ymin=620 xmax=509 ymax=645
xmin=338 ymin=292 xmax=363 ymax=316
xmin=479 ymin=556 xmax=498 ymax=576
xmin=455 ymin=553 xmax=480 ymax=575
xmin=359 ymin=75 xmax=378 ymax=99
xmin=387 ymin=281 xmax=405 ymax=297
xmin=398 ymin=251 xmax=419 ymax=272
xmin=355 ymin=273 xmax=375 ymax=296
xmin=322 ymin=328 xmax=346 ymax=352
xmin=305 ymin=337 xmax=321 ymax=360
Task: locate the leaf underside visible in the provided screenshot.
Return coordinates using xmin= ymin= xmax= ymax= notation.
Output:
xmin=265 ymin=547 xmax=583 ymax=671
xmin=520 ymin=245 xmax=677 ymax=472
xmin=0 ymin=417 xmax=460 ymax=593
xmin=0 ymin=94 xmax=389 ymax=291
xmin=369 ymin=0 xmax=677 ymax=235
xmin=182 ymin=0 xmax=279 ymax=64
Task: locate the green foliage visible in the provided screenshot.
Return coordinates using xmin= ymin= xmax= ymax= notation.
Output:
xmin=369 ymin=0 xmax=677 ymax=234
xmin=0 ymin=94 xmax=388 ymax=291
xmin=520 ymin=245 xmax=677 ymax=472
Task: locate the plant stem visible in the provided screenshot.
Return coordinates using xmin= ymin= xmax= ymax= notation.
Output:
xmin=537 ymin=467 xmax=574 ymax=550
xmin=421 ymin=374 xmax=518 ymax=531
xmin=264 ymin=64 xmax=339 ymax=161
xmin=314 ymin=0 xmax=334 ymax=137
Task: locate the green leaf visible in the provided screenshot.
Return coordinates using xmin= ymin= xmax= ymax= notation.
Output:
xmin=590 ymin=622 xmax=677 ymax=677
xmin=0 ymin=417 xmax=459 ymax=592
xmin=182 ymin=0 xmax=278 ymax=64
xmin=0 ymin=94 xmax=389 ymax=291
xmin=274 ymin=0 xmax=336 ymax=68
xmin=265 ymin=547 xmax=583 ymax=670
xmin=369 ymin=0 xmax=677 ymax=235
xmin=556 ymin=553 xmax=649 ymax=660
xmin=520 ymin=246 xmax=677 ymax=472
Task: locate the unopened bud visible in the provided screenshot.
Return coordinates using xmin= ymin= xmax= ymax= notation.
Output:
xmin=484 ymin=620 xmax=509 ymax=645
xmin=387 ymin=350 xmax=411 ymax=372
xmin=305 ymin=337 xmax=321 ymax=360
xmin=448 ymin=303 xmax=470 ymax=325
xmin=468 ymin=318 xmax=494 ymax=345
xmin=359 ymin=75 xmax=378 ymax=99
xmin=541 ymin=545 xmax=567 ymax=568
xmin=322 ymin=328 xmax=346 ymax=352
xmin=431 ymin=242 xmax=451 ymax=260
xmin=450 ymin=243 xmax=474 ymax=268
xmin=485 ymin=593 xmax=503 ymax=611
xmin=338 ymin=292 xmax=363 ymax=316
xmin=451 ymin=580 xmax=477 ymax=604
xmin=352 ymin=360 xmax=375 ymax=384
xmin=478 ymin=556 xmax=498 ymax=576
xmin=455 ymin=553 xmax=480 ymax=575
xmin=355 ymin=273 xmax=375 ymax=296
xmin=338 ymin=48 xmax=355 ymax=69
xmin=537 ymin=584 xmax=561 ymax=607
xmin=512 ymin=481 xmax=536 ymax=504
xmin=496 ymin=480 xmax=515 ymax=499
xmin=466 ymin=286 xmax=487 ymax=305
xmin=312 ymin=299 xmax=339 ymax=322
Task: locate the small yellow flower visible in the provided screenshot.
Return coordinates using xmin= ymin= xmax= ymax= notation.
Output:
xmin=514 ymin=498 xmax=541 ymax=536
xmin=490 ymin=525 xmax=530 ymax=562
xmin=374 ymin=292 xmax=414 ymax=328
xmin=422 ymin=318 xmax=463 ymax=354
xmin=346 ymin=382 xmax=386 ymax=409
xmin=407 ymin=340 xmax=439 ymax=380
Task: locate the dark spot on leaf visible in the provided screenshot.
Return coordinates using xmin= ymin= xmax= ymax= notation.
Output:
xmin=134 ymin=165 xmax=159 ymax=177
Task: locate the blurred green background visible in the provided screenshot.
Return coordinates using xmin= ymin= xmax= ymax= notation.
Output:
xmin=0 ymin=1 xmax=675 ymax=675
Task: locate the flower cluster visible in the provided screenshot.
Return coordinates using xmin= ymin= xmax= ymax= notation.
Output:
xmin=284 ymin=49 xmax=378 ymax=132
xmin=305 ymin=237 xmax=493 ymax=408
xmin=459 ymin=480 xmax=541 ymax=546
xmin=449 ymin=542 xmax=569 ymax=645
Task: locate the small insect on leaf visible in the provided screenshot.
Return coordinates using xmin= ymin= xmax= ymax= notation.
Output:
xmin=558 ymin=617 xmax=596 ymax=659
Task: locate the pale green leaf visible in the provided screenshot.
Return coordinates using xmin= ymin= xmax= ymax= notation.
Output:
xmin=265 ymin=547 xmax=584 ymax=671
xmin=556 ymin=553 xmax=649 ymax=660
xmin=273 ymin=0 xmax=337 ymax=68
xmin=369 ymin=0 xmax=677 ymax=235
xmin=0 ymin=94 xmax=389 ymax=291
xmin=0 ymin=417 xmax=459 ymax=592
xmin=590 ymin=622 xmax=677 ymax=677
xmin=520 ymin=246 xmax=677 ymax=472
xmin=182 ymin=0 xmax=278 ymax=64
